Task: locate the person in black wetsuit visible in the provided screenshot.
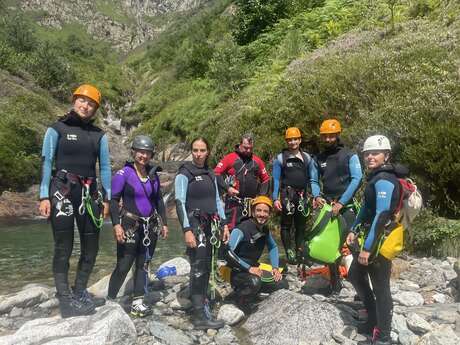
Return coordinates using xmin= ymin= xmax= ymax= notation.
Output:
xmin=175 ymin=137 xmax=229 ymax=330
xmin=108 ymin=135 xmax=168 ymax=317
xmin=38 ymin=84 xmax=111 ymax=318
xmin=310 ymin=119 xmax=363 ymax=294
xmin=226 ymin=195 xmax=288 ymax=310
xmin=272 ymin=127 xmax=316 ymax=264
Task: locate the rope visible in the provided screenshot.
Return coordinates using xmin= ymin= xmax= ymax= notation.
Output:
xmin=209 ymin=215 xmax=221 ymax=301
xmin=297 ymin=192 xmax=311 ymax=218
xmin=83 ymin=190 xmax=104 ymax=230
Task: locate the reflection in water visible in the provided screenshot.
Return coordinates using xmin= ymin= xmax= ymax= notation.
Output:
xmin=0 ymin=219 xmax=186 ymax=294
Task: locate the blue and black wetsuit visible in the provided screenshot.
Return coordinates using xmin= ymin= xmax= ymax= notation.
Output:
xmin=226 ymin=218 xmax=288 ymax=299
xmin=174 ymin=162 xmax=226 ymax=306
xmin=39 ymin=110 xmax=111 ymax=297
xmin=108 ymin=162 xmax=167 ymax=299
xmin=272 ymin=149 xmax=316 ymax=263
xmin=348 ymin=164 xmax=404 ymax=340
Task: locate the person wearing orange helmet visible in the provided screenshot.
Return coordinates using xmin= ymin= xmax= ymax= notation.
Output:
xmin=272 ymin=127 xmax=316 ymax=264
xmin=310 ymin=119 xmax=363 ymax=294
xmin=225 ymin=196 xmax=288 ymax=309
xmin=38 ymin=84 xmax=111 ymax=318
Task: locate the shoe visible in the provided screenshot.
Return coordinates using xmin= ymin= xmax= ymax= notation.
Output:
xmin=190 ymin=295 xmax=224 ymax=330
xmin=58 ymin=294 xmax=96 ymax=318
xmin=74 ymin=289 xmax=106 ymax=308
xmin=130 ymin=298 xmax=153 ymax=318
xmin=357 ymin=321 xmax=376 ymax=335
xmin=357 ymin=327 xmax=391 ymax=345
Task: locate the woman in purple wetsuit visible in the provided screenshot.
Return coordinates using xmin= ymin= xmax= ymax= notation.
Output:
xmin=108 ymin=135 xmax=168 ymax=317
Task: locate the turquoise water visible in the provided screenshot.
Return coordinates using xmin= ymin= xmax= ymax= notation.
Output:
xmin=0 ymin=218 xmax=186 ymax=295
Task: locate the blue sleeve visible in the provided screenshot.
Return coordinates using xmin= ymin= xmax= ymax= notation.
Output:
xmin=363 ymin=180 xmax=395 ymax=251
xmin=39 ymin=128 xmax=58 ymax=199
xmin=310 ymin=159 xmax=321 ymax=198
xmin=175 ymin=174 xmax=190 ymax=229
xmin=266 ymin=232 xmax=279 ymax=269
xmin=227 ymin=229 xmax=251 ymax=270
xmin=271 ymin=154 xmax=282 ymax=200
xmin=99 ymin=134 xmax=112 ymax=200
xmin=338 ymin=154 xmax=363 ymax=205
xmin=215 ymin=179 xmax=226 ymax=221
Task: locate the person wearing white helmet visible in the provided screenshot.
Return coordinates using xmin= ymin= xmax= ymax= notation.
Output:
xmin=345 ymin=135 xmax=408 ymax=345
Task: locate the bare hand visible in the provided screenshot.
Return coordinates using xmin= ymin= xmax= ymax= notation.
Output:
xmin=161 ymin=225 xmax=169 ymax=239
xmin=358 ymin=250 xmax=370 ymax=266
xmin=113 ymin=224 xmax=126 ymax=243
xmin=274 ymin=200 xmax=282 ymax=212
xmin=346 ymin=232 xmax=356 ymax=246
xmin=272 ymin=268 xmax=282 ymax=282
xmin=313 ymin=197 xmax=326 ymax=209
xmin=222 ymin=225 xmax=230 ymax=243
xmin=227 ymin=187 xmax=239 ymax=197
xmin=184 ymin=231 xmax=197 ymax=248
xmin=103 ymin=202 xmax=110 ymax=218
xmin=39 ymin=199 xmax=51 ymax=218
xmin=249 ymin=267 xmax=262 ymax=277
xmin=331 ymin=202 xmax=343 ymax=216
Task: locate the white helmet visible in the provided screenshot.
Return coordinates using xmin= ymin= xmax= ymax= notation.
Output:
xmin=363 ymin=135 xmax=391 ymax=152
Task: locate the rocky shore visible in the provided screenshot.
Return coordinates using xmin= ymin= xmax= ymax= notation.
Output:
xmin=0 ymin=255 xmax=459 ymax=345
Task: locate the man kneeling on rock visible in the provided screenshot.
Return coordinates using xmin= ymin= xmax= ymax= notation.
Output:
xmin=225 ymin=196 xmax=288 ymax=310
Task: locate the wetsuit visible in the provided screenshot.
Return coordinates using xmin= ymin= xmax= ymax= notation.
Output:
xmin=175 ymin=162 xmax=226 ymax=308
xmin=272 ymin=149 xmax=316 ymax=263
xmin=39 ymin=111 xmax=111 ymax=298
xmin=108 ymin=162 xmax=167 ymax=299
xmin=348 ymin=164 xmax=403 ymax=341
xmin=214 ymin=147 xmax=270 ymax=229
xmin=310 ymin=143 xmax=362 ymax=291
xmin=226 ymin=218 xmax=288 ymax=300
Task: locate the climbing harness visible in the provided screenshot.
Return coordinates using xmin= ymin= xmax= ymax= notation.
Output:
xmin=78 ymin=177 xmax=104 ymax=230
xmin=209 ymin=214 xmax=222 ymax=301
xmin=297 ymin=191 xmax=311 ymax=218
xmin=229 ymin=196 xmax=252 ymax=218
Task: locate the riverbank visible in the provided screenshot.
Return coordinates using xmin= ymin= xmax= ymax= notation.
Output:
xmin=0 ymin=255 xmax=459 ymax=345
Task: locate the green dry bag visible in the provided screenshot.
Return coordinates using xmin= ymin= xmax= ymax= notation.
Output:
xmin=307 ymin=204 xmax=342 ymax=264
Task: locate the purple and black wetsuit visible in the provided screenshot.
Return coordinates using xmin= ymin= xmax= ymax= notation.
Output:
xmin=108 ymin=162 xmax=167 ymax=299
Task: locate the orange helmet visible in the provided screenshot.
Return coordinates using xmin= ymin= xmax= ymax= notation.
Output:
xmin=285 ymin=127 xmax=302 ymax=140
xmin=319 ymin=119 xmax=341 ymax=134
xmin=252 ymin=195 xmax=273 ymax=209
xmin=73 ymin=84 xmax=101 ymax=107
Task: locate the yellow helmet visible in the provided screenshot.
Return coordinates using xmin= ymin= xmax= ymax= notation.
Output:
xmin=73 ymin=84 xmax=101 ymax=107
xmin=252 ymin=195 xmax=273 ymax=209
xmin=319 ymin=119 xmax=341 ymax=134
xmin=285 ymin=127 xmax=301 ymax=139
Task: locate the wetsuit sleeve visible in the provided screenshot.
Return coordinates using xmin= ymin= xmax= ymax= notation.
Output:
xmin=215 ymin=179 xmax=226 ymax=222
xmin=156 ymin=187 xmax=168 ymax=226
xmin=310 ymin=159 xmax=321 ymax=198
xmin=39 ymin=128 xmax=59 ymax=199
xmin=271 ymin=154 xmax=283 ymax=200
xmin=338 ymin=154 xmax=363 ymax=205
xmin=226 ymin=228 xmax=251 ymax=271
xmin=99 ymin=134 xmax=112 ymax=201
xmin=363 ymin=180 xmax=395 ymax=252
xmin=350 ymin=204 xmax=367 ymax=233
xmin=109 ymin=169 xmax=127 ymax=225
xmin=175 ymin=174 xmax=191 ymax=231
xmin=255 ymin=157 xmax=271 ymax=195
xmin=266 ymin=232 xmax=279 ymax=269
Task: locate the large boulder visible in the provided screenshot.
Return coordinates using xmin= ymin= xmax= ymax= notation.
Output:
xmin=242 ymin=290 xmax=345 ymax=345
xmin=417 ymin=324 xmax=460 ymax=345
xmin=0 ymin=303 xmax=136 ymax=345
xmin=88 ymin=270 xmax=133 ymax=298
xmin=158 ymin=257 xmax=191 ymax=276
xmin=0 ymin=285 xmax=54 ymax=314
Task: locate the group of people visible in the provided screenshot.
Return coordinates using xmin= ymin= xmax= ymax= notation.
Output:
xmin=38 ymin=84 xmax=407 ymax=345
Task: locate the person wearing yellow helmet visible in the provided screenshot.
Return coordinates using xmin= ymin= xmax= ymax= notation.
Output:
xmin=225 ymin=195 xmax=288 ymax=311
xmin=310 ymin=118 xmax=363 ymax=295
xmin=272 ymin=127 xmax=316 ymax=265
xmin=38 ymin=84 xmax=111 ymax=318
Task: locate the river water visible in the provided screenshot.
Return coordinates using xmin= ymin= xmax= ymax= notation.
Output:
xmin=0 ymin=218 xmax=186 ymax=295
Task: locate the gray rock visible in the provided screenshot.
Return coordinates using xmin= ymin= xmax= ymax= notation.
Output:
xmin=214 ymin=325 xmax=237 ymax=345
xmin=407 ymin=312 xmax=432 ymax=334
xmin=244 ymin=290 xmax=345 ymax=345
xmin=444 ymin=269 xmax=458 ymax=282
xmin=391 ymin=331 xmax=398 ymax=344
xmin=0 ymin=303 xmax=136 ymax=345
xmin=313 ymin=294 xmax=327 ymax=302
xmin=148 ymin=320 xmax=193 ymax=345
xmin=170 ymin=297 xmax=192 ymax=311
xmin=207 ymin=329 xmax=218 ymax=337
xmin=392 ymin=313 xmax=408 ymax=334
xmin=432 ymin=293 xmax=447 ymax=304
xmin=398 ymin=329 xmax=419 ymax=345
xmin=393 ymin=291 xmax=424 ymax=306
xmin=9 ymin=307 xmax=23 ymax=318
xmin=417 ymin=324 xmax=460 ymax=345
xmin=405 ymin=304 xmax=459 ymax=324
xmin=38 ymin=298 xmax=59 ymax=310
xmin=0 ymin=286 xmax=54 ymax=314
xmin=217 ymin=304 xmax=244 ymax=326
xmin=446 ymin=257 xmax=457 ymax=265
xmin=88 ymin=271 xmax=133 ymax=298
xmin=159 ymin=257 xmax=191 ymax=276
xmin=400 ymin=280 xmax=420 ymax=291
